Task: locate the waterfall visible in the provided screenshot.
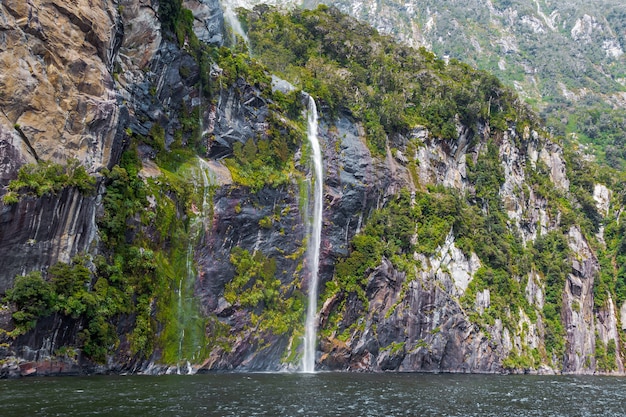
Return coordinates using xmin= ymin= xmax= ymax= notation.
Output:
xmin=174 ymin=157 xmax=213 ymax=372
xmin=221 ymin=1 xmax=250 ymax=50
xmin=302 ymin=96 xmax=323 ymax=373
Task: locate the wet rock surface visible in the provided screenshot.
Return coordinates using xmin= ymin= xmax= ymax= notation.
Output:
xmin=0 ymin=187 xmax=99 ymax=293
xmin=0 ymin=0 xmax=624 ymax=376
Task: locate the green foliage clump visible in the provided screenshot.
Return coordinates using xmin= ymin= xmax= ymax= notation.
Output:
xmin=226 ymin=247 xmax=304 ymax=337
xmin=462 ymin=141 xmax=528 ymax=275
xmin=48 ymin=256 xmax=92 ymax=318
xmin=4 ymin=272 xmax=53 ymax=334
xmin=98 ymin=149 xmax=147 ymax=247
xmin=595 ymin=335 xmax=618 ymax=372
xmin=502 ymin=348 xmax=538 ymax=371
xmin=383 ymin=341 xmax=406 ymax=355
xmin=547 ymin=97 xmax=626 ymax=169
xmin=531 ymin=231 xmax=570 ymax=359
xmin=564 ymin=148 xmax=602 ymax=235
xmin=19 ymin=147 xmax=199 ymax=363
xmin=157 ymin=0 xmax=197 ymax=49
xmin=224 ymin=114 xmax=303 ymax=192
xmin=3 ymin=159 xmax=95 ymax=204
xmin=5 ymin=256 xmax=127 ymax=363
xmin=214 ymin=46 xmax=272 ymax=89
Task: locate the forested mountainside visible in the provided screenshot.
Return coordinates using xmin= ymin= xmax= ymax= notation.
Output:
xmin=239 ymin=0 xmax=626 ymax=168
xmin=1 ymin=0 xmax=625 ymax=377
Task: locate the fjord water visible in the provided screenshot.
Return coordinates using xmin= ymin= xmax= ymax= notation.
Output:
xmin=302 ymin=96 xmax=323 ymax=373
xmin=2 ymin=373 xmax=625 ymax=416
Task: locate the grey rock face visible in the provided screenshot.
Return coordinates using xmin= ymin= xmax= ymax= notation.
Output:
xmin=0 ymin=0 xmax=124 ymax=171
xmin=207 ymin=79 xmax=271 ymax=159
xmin=0 ymin=124 xmax=28 ymax=188
xmin=0 ymin=0 xmax=227 ymax=373
xmin=184 ymin=0 xmax=225 ymax=45
xmin=318 ymin=251 xmax=504 ymax=373
xmin=321 ymin=112 xmax=385 ymax=265
xmin=0 ymin=0 xmax=223 ymax=289
xmin=0 ymin=187 xmax=99 ymax=293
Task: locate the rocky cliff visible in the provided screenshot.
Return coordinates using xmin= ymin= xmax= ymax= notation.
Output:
xmin=1 ymin=1 xmax=625 ymax=377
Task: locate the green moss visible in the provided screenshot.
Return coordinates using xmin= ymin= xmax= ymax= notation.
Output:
xmin=225 ymin=247 xmax=304 ymax=338
xmin=5 ymin=159 xmax=95 ymax=203
xmin=384 ymin=341 xmax=406 ymax=355
xmin=1 ymin=191 xmax=19 ymax=205
xmin=259 ymin=216 xmax=273 ymax=229
xmin=222 ymin=111 xmax=305 ymax=193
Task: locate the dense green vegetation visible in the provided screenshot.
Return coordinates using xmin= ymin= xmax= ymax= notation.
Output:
xmin=225 ymin=111 xmax=304 ymax=192
xmin=2 ymin=159 xmax=95 ymax=204
xmin=5 ymin=272 xmax=53 ymax=334
xmin=3 ymin=145 xmax=214 ymax=364
xmin=310 ymin=0 xmax=626 ymax=167
xmin=226 ymin=248 xmax=304 ymax=339
xmin=545 ymin=99 xmax=626 ymax=169
xmin=318 ymin=126 xmax=619 ymax=368
xmin=4 ymin=256 xmax=125 ymax=362
xmin=245 ymin=5 xmax=534 ymax=154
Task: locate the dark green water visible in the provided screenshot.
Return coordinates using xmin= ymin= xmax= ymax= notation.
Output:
xmin=1 ymin=372 xmax=624 ymax=416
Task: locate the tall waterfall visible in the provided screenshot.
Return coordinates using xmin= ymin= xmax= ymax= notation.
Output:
xmin=173 ymin=157 xmax=213 ymax=373
xmin=302 ymin=96 xmax=323 ymax=373
xmin=221 ymin=1 xmax=249 ymax=50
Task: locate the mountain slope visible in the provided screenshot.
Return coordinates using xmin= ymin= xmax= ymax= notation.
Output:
xmin=0 ymin=1 xmax=625 ymax=376
xmin=251 ymin=0 xmax=626 ymax=167
xmin=243 ymin=5 xmax=626 ymax=373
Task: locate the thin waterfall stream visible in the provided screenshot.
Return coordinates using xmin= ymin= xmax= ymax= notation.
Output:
xmin=174 ymin=157 xmax=213 ymax=374
xmin=302 ymin=96 xmax=323 ymax=373
xmin=221 ymin=1 xmax=250 ymax=51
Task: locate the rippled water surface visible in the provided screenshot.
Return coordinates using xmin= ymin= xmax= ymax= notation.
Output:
xmin=1 ymin=372 xmax=625 ymax=416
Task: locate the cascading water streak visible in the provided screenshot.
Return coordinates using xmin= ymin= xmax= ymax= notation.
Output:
xmin=221 ymin=1 xmax=250 ymax=50
xmin=302 ymin=96 xmax=323 ymax=373
xmin=175 ymin=157 xmax=213 ymax=372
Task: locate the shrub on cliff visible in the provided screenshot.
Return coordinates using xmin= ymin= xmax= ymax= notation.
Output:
xmin=4 ymin=272 xmax=53 ymax=334
xmin=2 ymin=159 xmax=95 ymax=204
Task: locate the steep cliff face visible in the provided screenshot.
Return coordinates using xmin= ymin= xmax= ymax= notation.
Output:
xmin=0 ymin=0 xmax=123 ymax=297
xmin=193 ymin=99 xmax=387 ymax=370
xmin=0 ymin=0 xmax=228 ymax=375
xmin=0 ymin=0 xmax=224 ymax=287
xmin=1 ymin=1 xmax=625 ymax=377
xmin=0 ymin=0 xmax=123 ymax=172
xmin=0 ymin=187 xmax=99 ymax=293
xmin=314 ymin=119 xmax=624 ymax=374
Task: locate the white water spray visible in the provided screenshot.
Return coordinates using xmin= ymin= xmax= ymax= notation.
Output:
xmin=302 ymin=96 xmax=323 ymax=373
xmin=222 ymin=1 xmax=250 ymax=50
